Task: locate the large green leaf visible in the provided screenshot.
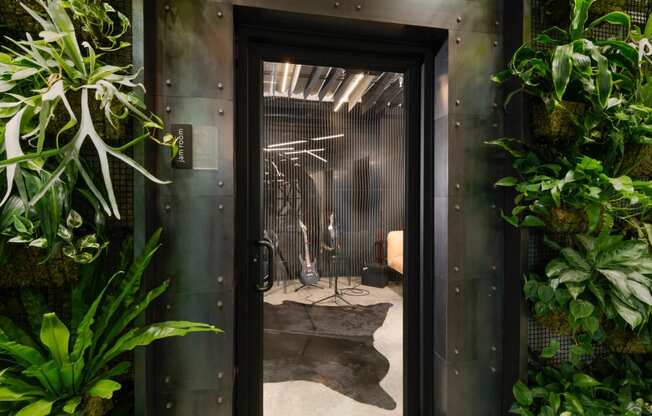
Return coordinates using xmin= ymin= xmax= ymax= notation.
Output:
xmin=87 ymin=379 xmax=121 ymax=399
xmin=14 ymin=399 xmax=53 ymax=416
xmin=39 ymin=313 xmax=69 ymax=366
xmin=552 ymin=44 xmax=574 ymax=100
xmin=592 ymin=49 xmax=612 ymax=108
xmin=0 ymin=339 xmax=45 ymax=367
xmin=569 ymin=0 xmax=595 ymax=40
xmin=611 ymin=295 xmax=643 ymax=328
xmin=513 ymin=381 xmax=533 ymax=406
xmin=588 ymin=11 xmax=631 ymax=34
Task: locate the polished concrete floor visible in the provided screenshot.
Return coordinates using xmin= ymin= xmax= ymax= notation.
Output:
xmin=263 ymin=277 xmax=403 ymax=416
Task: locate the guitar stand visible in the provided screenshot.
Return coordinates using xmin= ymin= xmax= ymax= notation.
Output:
xmin=294 ymin=283 xmax=322 ymax=292
xmin=312 ymin=275 xmax=350 ymax=305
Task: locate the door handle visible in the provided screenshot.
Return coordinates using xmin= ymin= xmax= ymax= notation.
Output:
xmin=255 ymin=238 xmax=275 ymax=292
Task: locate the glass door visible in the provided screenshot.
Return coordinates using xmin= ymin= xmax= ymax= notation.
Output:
xmin=260 ymin=62 xmax=407 ymax=416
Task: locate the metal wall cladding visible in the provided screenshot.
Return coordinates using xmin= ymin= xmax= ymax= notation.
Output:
xmin=148 ymin=0 xmax=508 ymax=416
xmin=151 ymin=1 xmax=236 ymax=415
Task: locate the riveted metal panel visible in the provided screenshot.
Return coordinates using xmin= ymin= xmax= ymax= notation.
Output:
xmin=438 ymin=357 xmax=502 ymax=416
xmin=158 ymin=196 xmax=235 ymax=295
xmin=233 ymin=0 xmax=502 ymax=34
xmin=158 ymin=390 xmax=233 ymax=416
xmin=156 ymin=1 xmax=234 ymax=100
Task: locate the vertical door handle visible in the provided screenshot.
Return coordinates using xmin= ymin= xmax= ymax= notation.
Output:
xmin=255 ymin=238 xmax=275 ymax=292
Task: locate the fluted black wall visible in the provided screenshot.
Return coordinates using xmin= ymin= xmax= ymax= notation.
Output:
xmin=262 ymin=96 xmax=405 ymax=281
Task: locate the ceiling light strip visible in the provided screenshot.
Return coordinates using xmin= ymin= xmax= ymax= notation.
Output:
xmin=309 ymin=134 xmax=344 ymax=141
xmin=267 ymin=140 xmax=307 ymax=148
xmin=333 ymin=73 xmax=364 ymax=112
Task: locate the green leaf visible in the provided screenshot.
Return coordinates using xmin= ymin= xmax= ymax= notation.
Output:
xmin=561 ymin=248 xmax=591 ymax=272
xmin=66 ymin=210 xmax=82 ymax=229
xmin=537 ymin=285 xmax=555 ymax=303
xmin=552 ymin=44 xmax=574 ymax=100
xmin=588 ymin=11 xmax=631 ymax=34
xmin=15 ymin=400 xmax=53 ymax=416
xmin=513 ymin=380 xmax=533 ymax=406
xmin=611 ymin=296 xmax=643 ymax=328
xmin=627 ymin=279 xmax=652 ymax=306
xmin=582 ymin=316 xmax=599 ymax=334
xmin=39 ymin=313 xmax=70 ymax=366
xmin=521 ymin=215 xmax=546 ymax=227
xmin=494 ymin=177 xmax=518 ymax=187
xmin=545 ymin=258 xmax=570 ymax=278
xmin=570 ymin=299 xmax=594 ymax=320
xmin=62 ymin=396 xmax=81 ymax=414
xmin=572 ymin=373 xmax=601 ymax=388
xmin=540 ymin=339 xmax=560 ymax=359
xmin=87 ymin=379 xmax=121 ymax=399
xmin=559 ymin=269 xmax=591 ymax=284
xmin=570 ymin=0 xmax=595 ymax=40
xmin=609 ymin=176 xmax=634 ymax=193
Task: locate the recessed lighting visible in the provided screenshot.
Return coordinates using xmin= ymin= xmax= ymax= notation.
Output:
xmin=267 ymin=140 xmax=307 ymax=148
xmin=310 ymin=134 xmax=344 ymax=141
xmin=264 ymin=147 xmax=294 ymax=152
xmin=306 ymin=151 xmax=328 ymax=163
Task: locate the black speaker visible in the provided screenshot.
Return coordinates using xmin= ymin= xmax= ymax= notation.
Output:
xmin=361 ymin=263 xmax=389 ymax=288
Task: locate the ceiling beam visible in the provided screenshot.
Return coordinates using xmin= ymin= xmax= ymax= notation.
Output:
xmin=318 ymin=68 xmax=345 ymax=101
xmin=347 ymin=74 xmax=376 ymax=112
xmin=373 ymin=77 xmax=403 ymax=115
xmin=360 ymin=73 xmax=398 ymax=114
xmin=305 ymin=66 xmax=328 ymax=98
xmin=292 ymin=65 xmax=312 ymax=98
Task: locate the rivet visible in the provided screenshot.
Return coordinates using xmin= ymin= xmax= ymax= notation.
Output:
xmin=453 ymin=369 xmax=460 ymax=376
xmin=490 ymin=366 xmax=497 ymax=373
xmin=355 ymin=4 xmax=362 ymax=10
xmin=456 ymin=16 xmax=462 ymax=23
xmin=219 ymin=108 xmax=225 ymax=115
xmin=217 ymin=276 xmax=224 ymax=284
xmin=334 ymin=1 xmax=340 ymax=7
xmin=217 ymin=11 xmax=223 ymax=18
xmin=165 ymin=402 xmax=173 ymax=409
xmin=491 ymin=204 xmax=497 ymax=209
xmin=455 ymin=287 xmax=460 ymax=294
xmin=218 ymin=396 xmax=224 ymax=404
xmin=455 ymin=121 xmax=461 ymax=127
xmin=454 ymin=204 xmax=461 ymax=211
xmin=493 ymin=123 xmax=499 ymax=128
xmin=454 ymin=348 xmax=459 ymax=355
xmin=455 ymin=37 xmax=461 ymax=44
xmin=218 ymin=181 xmax=225 ymax=187
xmin=495 ymin=21 xmax=500 ymax=27
xmin=493 ymin=40 xmax=499 ymax=47
xmin=164 ymin=204 xmax=171 ymax=212
xmin=166 ymin=79 xmax=172 ymax=86
xmin=165 ymin=304 xmax=171 ymax=310
xmin=492 ymin=286 xmax=497 ymax=291
xmin=217 ymin=300 xmax=224 ymax=309
xmin=454 ymin=183 xmax=461 ymax=190
xmin=218 ymin=82 xmax=224 ymax=89
xmin=253 ymin=258 xmax=258 ymax=263
xmin=164 ymin=4 xmax=171 ymax=11
xmin=218 ymin=371 xmax=224 ymax=379
xmin=218 ymin=204 xmax=224 ymax=211
xmin=453 ymin=266 xmax=460 ymax=272
xmin=455 ymin=99 xmax=461 ymax=106
xmin=164 ymin=376 xmax=171 ymax=383
xmin=491 ymin=265 xmax=497 ymax=271
xmin=493 ymin=102 xmax=498 ymax=108
xmin=491 ymin=346 xmax=497 ymax=351
xmin=165 ymin=106 xmax=171 ymax=113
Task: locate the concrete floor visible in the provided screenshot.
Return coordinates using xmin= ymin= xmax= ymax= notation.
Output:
xmin=263 ymin=277 xmax=404 ymax=416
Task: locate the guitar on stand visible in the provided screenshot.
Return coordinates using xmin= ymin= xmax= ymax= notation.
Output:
xmin=296 ymin=220 xmax=321 ymax=291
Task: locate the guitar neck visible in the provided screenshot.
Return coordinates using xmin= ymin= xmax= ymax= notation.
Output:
xmin=301 ymin=225 xmax=311 ymax=264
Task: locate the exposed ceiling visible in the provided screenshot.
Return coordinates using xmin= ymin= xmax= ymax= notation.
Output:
xmin=263 ymin=62 xmax=404 ymax=114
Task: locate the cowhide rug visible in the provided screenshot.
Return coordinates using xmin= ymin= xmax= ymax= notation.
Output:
xmin=263 ymin=300 xmax=395 ymax=410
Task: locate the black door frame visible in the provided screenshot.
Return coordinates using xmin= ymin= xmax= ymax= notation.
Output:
xmin=234 ymin=8 xmax=445 ymax=416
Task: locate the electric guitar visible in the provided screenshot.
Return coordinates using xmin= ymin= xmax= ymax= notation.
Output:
xmin=298 ymin=220 xmax=320 ymax=285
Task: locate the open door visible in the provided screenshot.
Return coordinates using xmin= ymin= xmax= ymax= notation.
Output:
xmin=235 ymin=8 xmax=440 ymax=416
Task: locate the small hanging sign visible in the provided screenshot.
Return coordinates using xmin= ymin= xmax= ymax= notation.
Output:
xmin=171 ymin=124 xmax=193 ymax=169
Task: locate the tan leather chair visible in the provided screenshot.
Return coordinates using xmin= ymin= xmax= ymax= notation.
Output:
xmin=387 ymin=231 xmax=403 ymax=275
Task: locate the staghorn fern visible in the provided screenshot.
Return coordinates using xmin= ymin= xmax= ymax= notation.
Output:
xmin=0 ymin=0 xmax=173 ymax=221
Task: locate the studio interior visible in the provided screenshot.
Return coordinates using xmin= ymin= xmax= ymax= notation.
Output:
xmin=261 ymin=62 xmax=406 ymax=416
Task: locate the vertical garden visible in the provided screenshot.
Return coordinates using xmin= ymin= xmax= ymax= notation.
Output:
xmin=0 ymin=1 xmax=220 ymax=415
xmin=494 ymin=0 xmax=652 ymax=414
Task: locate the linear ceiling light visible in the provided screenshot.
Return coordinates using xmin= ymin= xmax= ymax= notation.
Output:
xmin=306 ymin=151 xmax=328 ymax=163
xmin=290 ymin=64 xmax=302 ymax=95
xmin=333 ymin=73 xmax=364 ymax=112
xmin=267 ymin=140 xmax=307 ymax=148
xmin=310 ymin=134 xmax=344 ymax=141
xmin=263 ymin=147 xmax=294 ymax=152
xmin=269 ymin=63 xmax=276 ymax=96
xmin=284 ymin=148 xmax=325 ymax=155
xmin=280 ymin=62 xmax=291 ymax=95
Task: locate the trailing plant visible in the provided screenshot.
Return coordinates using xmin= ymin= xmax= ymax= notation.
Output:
xmin=0 ymin=0 xmax=174 ymax=260
xmin=488 ymin=139 xmax=652 ymax=237
xmin=0 ymin=230 xmax=220 ymax=415
xmin=511 ymin=354 xmax=652 ymax=416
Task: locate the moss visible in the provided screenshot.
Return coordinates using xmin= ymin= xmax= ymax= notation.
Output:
xmin=532 ymin=101 xmax=585 ymax=142
xmin=622 ymin=144 xmax=652 ymax=179
xmin=537 ymin=311 xmax=572 ymax=336
xmin=0 ymin=246 xmax=78 ymax=288
xmin=605 ymin=327 xmax=652 ymax=354
xmin=545 ymin=207 xmax=588 ymax=234
xmin=590 ymin=0 xmax=627 ymax=17
xmin=81 ymin=397 xmax=113 ymax=416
